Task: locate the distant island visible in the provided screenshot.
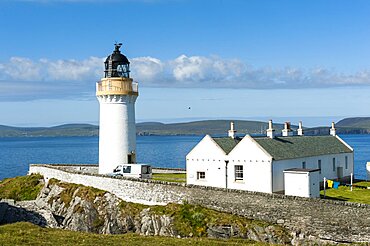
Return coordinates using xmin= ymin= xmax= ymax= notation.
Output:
xmin=1 ymin=117 xmax=370 ymax=137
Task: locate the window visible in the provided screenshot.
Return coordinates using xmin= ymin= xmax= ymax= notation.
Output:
xmin=332 ymin=158 xmax=336 ymax=171
xmin=235 ymin=165 xmax=243 ymax=181
xmin=197 ymin=172 xmax=205 ymax=180
xmin=318 ymin=160 xmax=321 ymax=174
xmin=302 ymin=161 xmax=306 ymax=169
xmin=122 ymin=166 xmax=131 ymax=173
xmin=345 ymin=156 xmax=348 ymax=169
xmin=142 ymin=166 xmax=151 ymax=174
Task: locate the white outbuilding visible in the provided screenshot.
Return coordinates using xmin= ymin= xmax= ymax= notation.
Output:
xmin=283 ymin=168 xmax=320 ymax=198
xmin=186 ymin=121 xmax=354 ymax=196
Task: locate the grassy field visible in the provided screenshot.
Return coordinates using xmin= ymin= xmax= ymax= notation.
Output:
xmin=152 ymin=173 xmax=186 ymax=183
xmin=320 ymin=181 xmax=370 ymax=204
xmin=0 ymin=222 xmax=267 ymax=246
xmin=0 ymin=174 xmax=44 ymax=201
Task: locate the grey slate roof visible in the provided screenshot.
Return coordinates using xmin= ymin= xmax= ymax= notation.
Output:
xmin=213 ymin=137 xmax=241 ymax=154
xmin=253 ymin=136 xmax=352 ymax=160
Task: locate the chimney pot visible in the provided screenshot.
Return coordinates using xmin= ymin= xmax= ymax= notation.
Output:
xmin=282 ymin=121 xmax=293 ymax=137
xmin=228 ymin=121 xmax=236 ymax=139
xmin=266 ymin=120 xmax=275 ymax=138
xmin=330 ymin=121 xmax=336 ymax=136
xmin=297 ymin=121 xmax=304 ymax=136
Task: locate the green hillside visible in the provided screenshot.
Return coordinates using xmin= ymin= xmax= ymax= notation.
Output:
xmin=1 ymin=117 xmax=370 ymax=137
xmin=136 ymin=120 xmax=292 ymax=136
xmin=336 ymin=117 xmax=370 ymax=128
xmin=0 ymin=124 xmax=98 ymax=137
xmin=304 ymin=117 xmax=370 ymax=135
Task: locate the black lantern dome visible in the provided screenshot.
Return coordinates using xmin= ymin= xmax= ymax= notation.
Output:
xmin=104 ymin=43 xmax=130 ymax=78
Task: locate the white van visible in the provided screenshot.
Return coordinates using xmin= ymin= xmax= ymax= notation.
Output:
xmin=111 ymin=164 xmax=152 ymax=179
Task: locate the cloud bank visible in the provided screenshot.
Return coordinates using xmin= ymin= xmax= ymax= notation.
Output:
xmin=1 ymin=55 xmax=370 ymax=101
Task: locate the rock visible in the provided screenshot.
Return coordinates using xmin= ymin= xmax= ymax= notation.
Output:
xmin=1 ymin=181 xmax=292 ymax=245
xmin=0 ymin=202 xmax=9 ymax=223
xmin=207 ymin=225 xmax=232 ymax=239
xmin=277 ymin=219 xmax=285 ymax=224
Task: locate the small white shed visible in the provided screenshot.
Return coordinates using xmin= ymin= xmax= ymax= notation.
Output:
xmin=283 ymin=168 xmax=320 ymax=198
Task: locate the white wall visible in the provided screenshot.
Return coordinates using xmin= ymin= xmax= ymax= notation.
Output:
xmin=227 ymin=135 xmax=273 ymax=193
xmin=29 ymin=165 xmax=181 ymax=205
xmin=97 ymin=95 xmax=137 ymax=174
xmin=284 ymin=171 xmax=310 ymax=197
xmin=186 ymin=135 xmax=227 ymax=188
xmin=284 ymin=171 xmax=320 ymax=198
xmin=273 ymin=152 xmax=354 ymax=192
xmin=186 ymin=134 xmax=354 ymax=195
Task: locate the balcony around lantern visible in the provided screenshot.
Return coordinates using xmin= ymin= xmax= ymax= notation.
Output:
xmin=96 ymin=77 xmax=138 ymax=96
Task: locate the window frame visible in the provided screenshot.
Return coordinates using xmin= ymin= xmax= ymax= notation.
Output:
xmin=234 ymin=165 xmax=244 ymax=181
xmin=332 ymin=158 xmax=336 ymax=172
xmin=197 ymin=171 xmax=206 ymax=180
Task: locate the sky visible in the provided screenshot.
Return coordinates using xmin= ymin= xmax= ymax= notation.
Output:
xmin=1 ymin=0 xmax=370 ymax=127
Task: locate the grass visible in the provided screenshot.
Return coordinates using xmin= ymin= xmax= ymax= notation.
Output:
xmin=320 ymin=181 xmax=370 ymax=204
xmin=152 ymin=173 xmax=186 ymax=183
xmin=0 ymin=174 xmax=44 ymax=201
xmin=0 ymin=222 xmax=268 ymax=246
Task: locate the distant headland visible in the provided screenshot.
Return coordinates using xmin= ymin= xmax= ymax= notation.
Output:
xmin=1 ymin=117 xmax=370 ymax=137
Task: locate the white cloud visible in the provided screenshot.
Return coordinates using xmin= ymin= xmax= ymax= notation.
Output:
xmin=131 ymin=57 xmax=163 ymax=83
xmin=2 ymin=57 xmax=41 ymax=81
xmin=1 ymin=54 xmax=370 ymax=101
xmin=0 ymin=56 xmax=103 ymax=82
xmin=43 ymin=57 xmax=103 ymax=81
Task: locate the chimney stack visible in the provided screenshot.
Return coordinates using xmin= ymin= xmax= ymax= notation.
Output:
xmin=266 ymin=120 xmax=275 ymax=139
xmin=228 ymin=121 xmax=236 ymax=139
xmin=330 ymin=122 xmax=336 ymax=136
xmin=297 ymin=121 xmax=304 ymax=136
xmin=282 ymin=122 xmax=293 ymax=137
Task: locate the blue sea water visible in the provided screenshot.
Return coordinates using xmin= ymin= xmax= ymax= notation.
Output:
xmin=0 ymin=134 xmax=369 ymax=181
xmin=0 ymin=135 xmax=201 ymax=181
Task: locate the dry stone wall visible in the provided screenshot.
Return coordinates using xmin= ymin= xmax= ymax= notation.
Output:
xmin=29 ymin=164 xmax=370 ymax=243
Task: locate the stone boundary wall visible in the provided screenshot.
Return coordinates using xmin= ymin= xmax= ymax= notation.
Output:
xmin=31 ymin=164 xmax=186 ymax=174
xmin=29 ymin=164 xmax=370 ymax=243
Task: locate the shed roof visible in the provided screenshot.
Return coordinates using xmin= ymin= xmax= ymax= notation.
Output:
xmin=213 ymin=137 xmax=241 ymax=154
xmin=284 ymin=168 xmax=321 ymax=173
xmin=253 ymin=136 xmax=352 ymax=160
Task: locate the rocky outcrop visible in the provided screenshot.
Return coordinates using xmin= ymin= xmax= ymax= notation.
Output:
xmin=0 ymin=180 xmax=291 ymax=245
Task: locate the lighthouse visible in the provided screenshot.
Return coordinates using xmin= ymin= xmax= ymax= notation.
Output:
xmin=96 ymin=43 xmax=138 ymax=174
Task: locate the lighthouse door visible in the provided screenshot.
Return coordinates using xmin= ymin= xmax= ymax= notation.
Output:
xmin=128 ymin=154 xmax=132 ymax=164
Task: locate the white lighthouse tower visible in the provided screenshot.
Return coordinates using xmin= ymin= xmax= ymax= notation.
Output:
xmin=96 ymin=43 xmax=138 ymax=174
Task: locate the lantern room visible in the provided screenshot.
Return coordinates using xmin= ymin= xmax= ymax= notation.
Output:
xmin=104 ymin=43 xmax=130 ymax=78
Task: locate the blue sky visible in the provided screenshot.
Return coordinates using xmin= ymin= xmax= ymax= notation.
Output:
xmin=1 ymin=0 xmax=370 ymax=127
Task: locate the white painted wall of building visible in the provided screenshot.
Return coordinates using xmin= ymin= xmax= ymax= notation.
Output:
xmin=227 ymin=135 xmax=273 ymax=193
xmin=284 ymin=171 xmax=309 ymax=197
xmin=186 ymin=134 xmax=354 ymax=194
xmin=186 ymin=135 xmax=227 ymax=188
xmin=273 ymin=152 xmax=354 ymax=192
xmin=97 ymin=95 xmax=137 ymax=174
xmin=284 ymin=170 xmax=320 ymax=198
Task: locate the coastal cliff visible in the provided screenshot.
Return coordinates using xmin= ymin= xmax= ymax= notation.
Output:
xmin=0 ymin=176 xmax=291 ymax=245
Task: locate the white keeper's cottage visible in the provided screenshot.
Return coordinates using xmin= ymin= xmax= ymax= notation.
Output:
xmin=186 ymin=121 xmax=354 ymax=196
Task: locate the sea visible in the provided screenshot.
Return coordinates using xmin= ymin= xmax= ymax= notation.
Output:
xmin=0 ymin=134 xmax=369 ymax=181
